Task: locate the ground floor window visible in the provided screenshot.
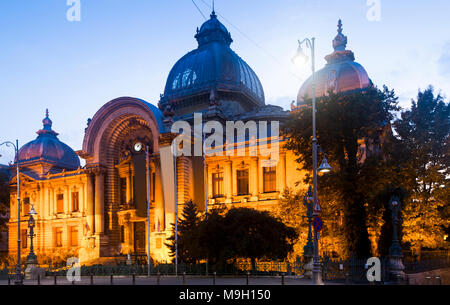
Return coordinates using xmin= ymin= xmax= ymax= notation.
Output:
xmin=70 ymin=226 xmax=78 ymax=247
xmin=212 ymin=172 xmax=224 ymax=198
xmin=22 ymin=197 xmax=30 ymax=216
xmin=237 ymin=169 xmax=249 ymax=195
xmin=55 ymin=227 xmax=63 ymax=247
xmin=120 ymin=177 xmax=127 ymax=205
xmin=263 ymin=166 xmax=276 ymax=193
xmin=120 ymin=225 xmax=125 ymax=243
xmin=21 ymin=229 xmax=27 ymax=249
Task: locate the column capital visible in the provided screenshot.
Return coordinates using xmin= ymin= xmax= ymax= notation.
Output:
xmin=85 ymin=165 xmax=106 ymax=175
xmin=159 ymin=132 xmax=178 ymax=147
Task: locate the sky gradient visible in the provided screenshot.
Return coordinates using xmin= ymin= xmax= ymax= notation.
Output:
xmin=1 ymin=0 xmax=449 ymax=163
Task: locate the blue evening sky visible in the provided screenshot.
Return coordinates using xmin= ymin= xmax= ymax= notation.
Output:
xmin=0 ymin=0 xmax=449 ymax=163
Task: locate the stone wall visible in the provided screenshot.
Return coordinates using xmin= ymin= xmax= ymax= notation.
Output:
xmin=407 ymin=267 xmax=450 ymax=285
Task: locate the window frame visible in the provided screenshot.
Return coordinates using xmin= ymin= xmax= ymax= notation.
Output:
xmin=263 ymin=166 xmax=277 ymax=193
xmin=212 ymin=172 xmax=224 ymax=198
xmin=237 ymin=169 xmax=249 ymax=196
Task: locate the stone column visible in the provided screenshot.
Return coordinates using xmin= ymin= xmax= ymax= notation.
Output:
xmin=64 ymin=185 xmax=70 ymax=214
xmin=249 ymin=157 xmax=259 ymax=199
xmin=86 ymin=174 xmax=95 ymax=235
xmin=224 ymin=160 xmax=232 ymax=199
xmin=277 ymin=152 xmax=286 ymax=193
xmin=154 ymin=160 xmax=165 ymax=231
xmin=49 ymin=188 xmax=54 ymax=216
xmin=79 ymin=184 xmax=85 ymax=214
xmin=94 ymin=172 xmax=104 ymax=234
xmin=39 ymin=184 xmax=45 ymax=219
xmin=126 ymin=172 xmax=132 ymax=205
xmin=208 ymin=168 xmax=213 ymax=199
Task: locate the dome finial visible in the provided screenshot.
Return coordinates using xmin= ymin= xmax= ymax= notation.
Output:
xmin=332 ymin=19 xmax=347 ymax=52
xmin=210 ymin=0 xmax=216 ymax=18
xmin=42 ymin=108 xmax=53 ymax=131
xmin=337 ymin=19 xmax=343 ymax=34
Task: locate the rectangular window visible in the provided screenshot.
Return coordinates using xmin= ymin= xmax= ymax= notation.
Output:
xmin=70 ymin=226 xmax=78 ymax=247
xmin=151 ymin=172 xmax=156 ymax=202
xmin=56 ymin=194 xmax=64 ymax=214
xmin=263 ymin=166 xmax=277 ymax=193
xmin=212 ymin=172 xmax=223 ymax=198
xmin=237 ymin=169 xmax=249 ymax=195
xmin=120 ymin=225 xmax=125 ymax=243
xmin=71 ymin=192 xmax=79 ymax=212
xmin=22 ymin=229 xmax=27 ymax=249
xmin=120 ymin=177 xmax=127 ymax=204
xmin=55 ymin=227 xmax=63 ymax=247
xmin=22 ymin=197 xmax=30 ymax=216
xmin=156 ymin=238 xmax=162 ymax=249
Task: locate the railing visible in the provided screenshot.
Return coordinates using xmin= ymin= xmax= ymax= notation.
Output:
xmin=1 ymin=251 xmax=448 ymax=283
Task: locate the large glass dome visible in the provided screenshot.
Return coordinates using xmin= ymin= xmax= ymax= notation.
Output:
xmin=160 ymin=11 xmax=265 ymax=110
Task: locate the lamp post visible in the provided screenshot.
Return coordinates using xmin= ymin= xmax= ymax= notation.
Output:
xmin=303 ymin=186 xmax=314 ymax=278
xmin=145 ymin=144 xmax=151 ymax=278
xmin=133 ymin=141 xmax=152 ymax=277
xmin=0 ymin=140 xmax=22 ymax=285
xmin=388 ymin=196 xmax=405 ymax=283
xmin=26 ymin=206 xmax=38 ymax=265
xmin=293 ymin=37 xmax=323 ymax=284
xmin=293 ymin=38 xmax=334 ymax=285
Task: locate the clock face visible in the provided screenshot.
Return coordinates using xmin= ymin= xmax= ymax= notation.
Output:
xmin=134 ymin=142 xmax=143 ymax=152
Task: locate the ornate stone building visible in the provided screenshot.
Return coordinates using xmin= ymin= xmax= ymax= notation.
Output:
xmin=6 ymin=15 xmax=372 ymax=264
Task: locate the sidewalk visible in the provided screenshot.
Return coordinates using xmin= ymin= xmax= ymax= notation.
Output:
xmin=0 ymin=275 xmax=343 ymax=285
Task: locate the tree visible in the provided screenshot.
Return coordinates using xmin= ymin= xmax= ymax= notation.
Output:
xmin=223 ymin=208 xmax=298 ymax=272
xmin=393 ymin=87 xmax=450 ymax=255
xmin=284 ymin=86 xmax=399 ymax=258
xmin=195 ymin=207 xmax=230 ymax=270
xmin=0 ymin=168 xmax=9 ymax=239
xmin=165 ymin=200 xmax=202 ymax=264
xmin=193 ymin=207 xmax=298 ymax=272
xmin=275 ymin=188 xmax=346 ymax=259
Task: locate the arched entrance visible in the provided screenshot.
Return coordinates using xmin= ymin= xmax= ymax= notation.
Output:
xmin=80 ymin=97 xmax=167 ymax=258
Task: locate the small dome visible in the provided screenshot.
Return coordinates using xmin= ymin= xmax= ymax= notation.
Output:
xmin=18 ymin=110 xmax=80 ymax=170
xmin=160 ymin=11 xmax=264 ymax=111
xmin=297 ymin=20 xmax=371 ymax=104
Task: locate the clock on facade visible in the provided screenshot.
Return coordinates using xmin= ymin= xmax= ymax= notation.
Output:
xmin=134 ymin=142 xmax=143 ymax=152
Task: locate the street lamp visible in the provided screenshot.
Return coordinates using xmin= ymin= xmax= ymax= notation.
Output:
xmin=318 ymin=147 xmax=332 ymax=174
xmin=0 ymin=140 xmax=23 ymax=285
xmin=303 ymin=186 xmax=314 ymax=278
xmin=26 ymin=206 xmax=38 ymax=266
xmin=293 ymin=37 xmax=323 ymax=285
xmin=388 ymin=196 xmax=405 ymax=283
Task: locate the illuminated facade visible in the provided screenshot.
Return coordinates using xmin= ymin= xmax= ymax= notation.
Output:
xmin=7 ymin=16 xmax=372 ymax=264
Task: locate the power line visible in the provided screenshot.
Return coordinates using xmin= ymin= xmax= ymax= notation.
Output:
xmin=190 ymin=0 xmax=208 ymax=20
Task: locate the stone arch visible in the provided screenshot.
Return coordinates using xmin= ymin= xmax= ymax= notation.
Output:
xmin=81 ymin=97 xmax=165 ymax=254
xmin=83 ymin=97 xmax=165 ymax=163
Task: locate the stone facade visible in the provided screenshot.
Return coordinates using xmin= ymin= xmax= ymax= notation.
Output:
xmin=7 ymin=16 xmax=373 ymax=265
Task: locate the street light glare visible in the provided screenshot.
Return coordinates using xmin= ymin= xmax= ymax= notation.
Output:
xmin=318 ymin=157 xmax=332 ymax=173
xmin=292 ymin=45 xmax=309 ymax=67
